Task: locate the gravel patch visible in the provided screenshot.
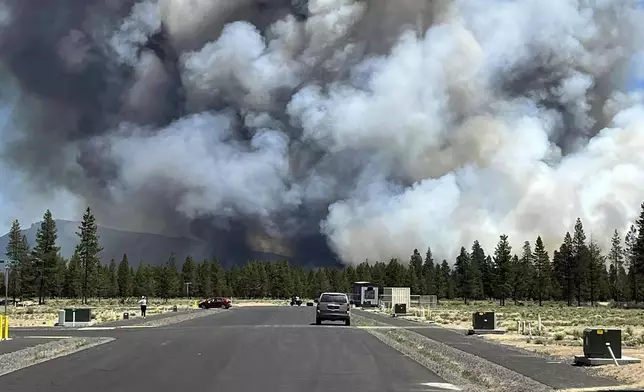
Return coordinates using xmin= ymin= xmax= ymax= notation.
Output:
xmin=353 ymin=314 xmax=553 ymax=392
xmin=0 ymin=337 xmax=114 ymax=377
xmin=136 ymin=309 xmax=224 ymax=327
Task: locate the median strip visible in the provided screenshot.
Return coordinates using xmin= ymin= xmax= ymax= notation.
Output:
xmin=352 ymin=313 xmax=553 ymax=392
xmin=0 ymin=337 xmax=115 ymax=377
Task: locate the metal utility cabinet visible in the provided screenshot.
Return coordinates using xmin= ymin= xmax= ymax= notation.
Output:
xmin=472 ymin=312 xmax=496 ymax=330
xmin=58 ymin=308 xmax=92 ymax=327
xmin=583 ymin=328 xmax=622 ymax=359
xmin=383 ymin=287 xmax=410 ymax=309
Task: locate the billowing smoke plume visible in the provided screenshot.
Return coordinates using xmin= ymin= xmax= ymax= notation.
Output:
xmin=0 ymin=0 xmax=643 ymax=265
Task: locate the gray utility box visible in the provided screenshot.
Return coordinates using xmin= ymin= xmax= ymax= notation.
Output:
xmin=583 ymin=328 xmax=622 ymax=359
xmin=58 ymin=308 xmax=92 ymax=327
xmin=394 ymin=303 xmax=407 ymax=315
xmin=472 ymin=312 xmax=495 ymax=330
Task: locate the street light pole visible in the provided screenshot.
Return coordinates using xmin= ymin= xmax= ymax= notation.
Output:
xmin=185 ymin=282 xmax=192 ymax=299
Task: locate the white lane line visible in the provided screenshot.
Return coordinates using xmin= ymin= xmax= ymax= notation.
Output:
xmin=78 ymin=327 xmax=117 ymax=331
xmin=356 ymin=326 xmax=436 ymax=329
xmin=117 ymin=325 xmax=155 ymax=329
xmin=21 ymin=336 xmax=73 ymax=339
xmin=420 ymin=382 xmax=462 ymax=391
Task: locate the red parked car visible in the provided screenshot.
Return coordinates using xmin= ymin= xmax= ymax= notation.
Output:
xmin=199 ymin=297 xmax=232 ymax=309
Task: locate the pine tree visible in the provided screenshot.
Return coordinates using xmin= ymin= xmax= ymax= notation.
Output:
xmin=76 ymin=207 xmax=103 ymax=304
xmin=598 ymin=263 xmax=610 ymax=301
xmin=32 ymin=210 xmax=60 ymax=304
xmin=4 ymin=219 xmax=30 ymax=300
xmin=211 ymin=260 xmax=226 ymax=296
xmin=306 ymin=269 xmax=316 ymax=299
xmin=454 ymin=246 xmax=470 ymax=303
xmin=533 ymin=236 xmax=551 ymax=306
xmin=371 ymin=262 xmax=387 ymax=289
xmin=355 ymin=261 xmax=372 ymax=282
xmin=158 ymin=253 xmax=179 ymax=302
xmin=509 ymin=255 xmax=520 ymax=304
xmin=313 ymin=268 xmax=331 ymax=297
xmin=268 ymin=261 xmax=293 ymax=298
xmin=410 ymin=248 xmax=423 ymax=293
xmin=107 ymin=259 xmax=118 ymax=298
xmin=385 ymin=258 xmax=406 ymax=287
xmin=469 ymin=241 xmax=485 ymax=300
xmin=553 ymin=232 xmax=574 ymax=305
xmin=518 ymin=241 xmax=535 ymax=301
xmin=409 ymin=249 xmax=423 ymax=294
xmin=181 ymin=256 xmax=196 ymax=297
xmin=624 ymin=225 xmax=638 ymax=302
xmin=345 ymin=265 xmax=357 ymax=287
xmin=51 ymin=254 xmax=66 ymax=299
xmin=440 ymin=260 xmax=454 ymax=299
xmin=65 ymin=251 xmax=82 ymax=298
xmin=587 ymin=239 xmax=604 ymax=305
xmin=482 ymin=255 xmax=496 ymax=299
xmin=633 ymin=203 xmax=644 ymax=303
xmin=292 ymin=266 xmax=306 ymax=296
xmin=493 ymin=234 xmax=512 ymax=305
xmin=95 ymin=265 xmax=109 ymax=303
xmin=117 ymin=254 xmax=133 ymax=300
xmin=195 ymin=260 xmax=212 ymax=297
xmin=572 ymin=218 xmax=588 ymax=305
xmin=423 ymin=247 xmax=436 ymax=296
xmin=608 ymin=230 xmax=626 ymax=303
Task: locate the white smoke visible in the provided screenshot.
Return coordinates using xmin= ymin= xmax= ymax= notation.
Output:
xmin=4 ymin=0 xmax=644 ymax=265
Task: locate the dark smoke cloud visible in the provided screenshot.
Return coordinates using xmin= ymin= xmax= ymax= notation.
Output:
xmin=0 ymin=0 xmax=643 ymax=265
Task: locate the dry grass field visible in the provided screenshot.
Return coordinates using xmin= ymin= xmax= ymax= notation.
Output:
xmin=375 ymin=300 xmax=644 ymax=385
xmin=2 ymin=297 xmax=293 ymax=327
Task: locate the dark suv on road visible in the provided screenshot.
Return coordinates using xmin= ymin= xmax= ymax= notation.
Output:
xmin=199 ymin=297 xmax=232 ymax=309
xmin=315 ymin=292 xmax=350 ymax=326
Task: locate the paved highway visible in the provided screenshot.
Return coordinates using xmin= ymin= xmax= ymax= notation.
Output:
xmin=0 ymin=307 xmax=451 ymax=392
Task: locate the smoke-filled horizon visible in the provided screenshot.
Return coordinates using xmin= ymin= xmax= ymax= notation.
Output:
xmin=1 ymin=0 xmax=644 ymax=265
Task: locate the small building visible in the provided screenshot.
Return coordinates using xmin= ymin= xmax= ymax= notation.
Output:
xmin=352 ymin=281 xmax=379 ymax=307
xmin=383 ymin=287 xmax=411 ymax=310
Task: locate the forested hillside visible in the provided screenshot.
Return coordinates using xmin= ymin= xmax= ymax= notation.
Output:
xmin=2 ymin=203 xmax=644 ymax=306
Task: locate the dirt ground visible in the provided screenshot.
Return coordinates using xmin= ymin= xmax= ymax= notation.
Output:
xmin=374 ymin=300 xmax=644 ymax=385
xmin=3 ymin=298 xmax=296 ymax=327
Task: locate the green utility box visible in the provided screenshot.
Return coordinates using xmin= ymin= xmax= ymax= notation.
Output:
xmin=64 ymin=308 xmax=92 ymax=323
xmin=583 ymin=328 xmax=622 ymax=359
xmin=58 ymin=308 xmax=93 ymax=327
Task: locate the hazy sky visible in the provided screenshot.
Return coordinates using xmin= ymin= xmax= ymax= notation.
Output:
xmin=0 ymin=88 xmax=81 ymax=234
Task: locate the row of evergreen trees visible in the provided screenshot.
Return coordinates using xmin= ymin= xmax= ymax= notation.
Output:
xmin=4 ymin=204 xmax=644 ymax=305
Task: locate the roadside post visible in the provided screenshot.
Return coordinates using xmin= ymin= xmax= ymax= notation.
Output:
xmin=1 ymin=315 xmax=6 ymax=340
xmin=1 ymin=260 xmax=8 ymax=316
xmin=0 ymin=259 xmax=9 ymax=340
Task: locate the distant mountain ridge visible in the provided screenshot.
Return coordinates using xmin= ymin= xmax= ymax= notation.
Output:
xmin=0 ymin=219 xmax=302 ymax=267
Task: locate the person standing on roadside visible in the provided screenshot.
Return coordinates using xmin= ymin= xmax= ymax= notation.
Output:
xmin=138 ymin=296 xmax=147 ymax=319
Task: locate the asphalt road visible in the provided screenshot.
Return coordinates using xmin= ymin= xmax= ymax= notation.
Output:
xmin=0 ymin=307 xmax=450 ymax=392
